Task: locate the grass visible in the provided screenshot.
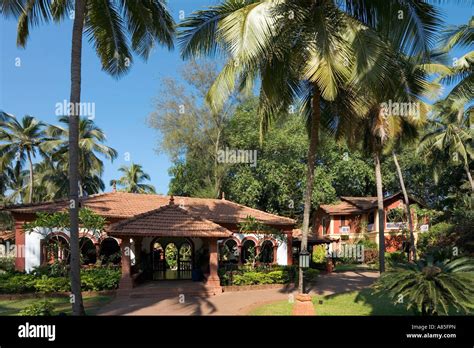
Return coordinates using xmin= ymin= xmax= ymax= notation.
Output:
xmin=0 ymin=294 xmax=113 ymax=316
xmin=249 ymin=288 xmax=414 ymax=316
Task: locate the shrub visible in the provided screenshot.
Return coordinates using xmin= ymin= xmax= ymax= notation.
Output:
xmin=417 ymin=222 xmax=457 ymax=260
xmin=19 ymin=300 xmax=55 ymax=316
xmin=374 ymin=257 xmax=474 ymax=315
xmin=363 ymin=249 xmax=378 ymax=264
xmin=80 ymin=267 xmax=121 ymax=291
xmin=303 ymin=268 xmax=319 ymax=282
xmin=0 ymin=273 xmax=36 ymax=293
xmin=385 ymin=251 xmax=407 ymax=265
xmin=357 ymin=238 xmax=377 ymax=250
xmin=34 ymin=276 xmax=70 ymax=293
xmin=312 ymin=245 xmax=327 ymax=263
xmin=0 ymin=257 xmax=15 ymax=273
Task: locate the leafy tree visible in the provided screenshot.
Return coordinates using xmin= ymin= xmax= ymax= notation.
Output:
xmin=179 ymin=0 xmax=441 ymax=291
xmin=111 ymin=163 xmax=156 ymax=194
xmin=45 ymin=116 xmax=118 ymax=197
xmin=1 ymin=0 xmax=175 ymax=315
xmin=148 ymin=60 xmax=237 ymax=198
xmin=0 ymin=113 xmax=52 ymax=203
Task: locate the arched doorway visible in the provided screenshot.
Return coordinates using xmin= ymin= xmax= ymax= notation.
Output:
xmin=151 ymin=237 xmax=194 ymax=280
xmin=260 ymin=240 xmax=274 ymax=264
xmin=80 ymin=237 xmax=97 ymax=265
xmin=241 ymin=239 xmax=256 ymax=264
xmin=100 ymin=238 xmax=121 ymax=265
xmin=42 ymin=234 xmax=70 ymax=265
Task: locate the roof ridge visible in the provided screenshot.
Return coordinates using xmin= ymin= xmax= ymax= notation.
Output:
xmin=223 ymin=199 xmax=296 ymax=224
xmin=107 ymin=203 xmax=229 ymax=233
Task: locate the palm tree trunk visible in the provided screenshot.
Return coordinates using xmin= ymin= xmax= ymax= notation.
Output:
xmin=299 ymin=88 xmax=320 ymax=293
xmin=392 ymin=151 xmax=416 ymax=261
xmin=26 ymin=150 xmax=34 ymax=203
xmin=465 ymin=165 xmax=474 ymax=193
xmin=374 ymin=151 xmax=385 ymax=273
xmin=68 ymin=0 xmax=86 ymax=316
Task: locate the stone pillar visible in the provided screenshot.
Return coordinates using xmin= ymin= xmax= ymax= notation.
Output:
xmin=287 ymin=233 xmax=293 ymax=265
xmin=206 ymin=238 xmax=222 ymax=294
xmin=273 ymin=244 xmax=278 ymax=265
xmin=14 ymin=219 xmax=26 ymax=272
xmin=119 ymin=238 xmax=133 ymax=290
xmin=134 ymin=237 xmax=142 ymax=270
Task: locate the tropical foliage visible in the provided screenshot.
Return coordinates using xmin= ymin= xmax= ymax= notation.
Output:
xmin=374 ymin=257 xmax=474 ymax=315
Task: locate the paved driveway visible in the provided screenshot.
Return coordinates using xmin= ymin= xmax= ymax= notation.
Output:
xmin=98 ymin=271 xmax=379 ymax=316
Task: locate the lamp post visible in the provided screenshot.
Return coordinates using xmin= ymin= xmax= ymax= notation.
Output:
xmin=292 ymin=248 xmax=315 ymax=315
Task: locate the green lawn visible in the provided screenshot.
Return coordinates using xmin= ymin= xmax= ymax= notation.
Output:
xmin=333 ymin=264 xmax=378 ymax=272
xmin=0 ymin=294 xmax=113 ymax=316
xmin=249 ymin=288 xmax=413 ymax=316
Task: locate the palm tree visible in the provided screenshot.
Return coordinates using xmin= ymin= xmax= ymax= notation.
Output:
xmin=418 ymin=98 xmax=473 ymax=193
xmin=45 ymin=116 xmax=117 ymax=197
xmin=0 ymin=112 xmax=50 ymax=203
xmin=112 ymin=163 xmax=156 ymax=194
xmin=178 ymin=0 xmax=441 ymax=287
xmin=374 ymin=257 xmax=474 ymax=315
xmin=1 ymin=0 xmax=175 ymax=315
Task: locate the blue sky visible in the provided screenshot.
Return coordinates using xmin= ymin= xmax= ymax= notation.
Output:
xmin=0 ymin=2 xmax=472 ymax=195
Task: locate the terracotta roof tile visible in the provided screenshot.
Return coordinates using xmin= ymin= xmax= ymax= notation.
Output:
xmin=3 ymin=192 xmax=295 ymax=226
xmin=0 ymin=230 xmax=14 ymax=241
xmin=320 ymin=201 xmax=365 ymax=215
xmin=106 ymin=203 xmax=232 ymax=238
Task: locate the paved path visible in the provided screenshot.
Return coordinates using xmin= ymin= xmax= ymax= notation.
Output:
xmin=98 ymin=271 xmax=379 ymax=316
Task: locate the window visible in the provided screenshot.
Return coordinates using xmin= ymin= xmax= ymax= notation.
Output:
xmin=341 ymin=215 xmax=346 ymax=226
xmin=321 ymin=217 xmax=327 ymax=235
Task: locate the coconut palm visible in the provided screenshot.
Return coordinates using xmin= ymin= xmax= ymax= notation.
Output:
xmin=374 ymin=256 xmax=474 ymax=315
xmin=111 ymin=163 xmax=156 ymax=194
xmin=45 ymin=116 xmax=117 ymax=197
xmin=418 ymin=98 xmax=473 ymax=193
xmin=0 ymin=112 xmax=52 ymax=203
xmin=1 ymin=0 xmax=175 ymax=315
xmin=178 ymin=0 xmax=441 ymax=289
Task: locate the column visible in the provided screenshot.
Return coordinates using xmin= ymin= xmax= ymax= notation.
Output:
xmin=134 ymin=237 xmax=143 ymax=271
xmin=287 ymin=232 xmax=293 ymax=265
xmin=14 ymin=219 xmax=26 ymax=272
xmin=272 ymin=244 xmax=278 ymax=265
xmin=206 ymin=238 xmax=221 ymax=290
xmin=119 ymin=238 xmax=133 ymax=289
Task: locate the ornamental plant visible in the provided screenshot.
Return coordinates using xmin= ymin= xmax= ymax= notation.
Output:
xmin=374 ymin=257 xmax=474 ymax=315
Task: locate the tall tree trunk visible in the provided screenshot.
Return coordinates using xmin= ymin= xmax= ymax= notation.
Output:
xmin=299 ymin=88 xmax=320 ymax=293
xmin=392 ymin=151 xmax=416 ymax=261
xmin=465 ymin=165 xmax=474 ymax=193
xmin=374 ymin=151 xmax=385 ymax=273
xmin=69 ymin=0 xmax=86 ymax=316
xmin=26 ymin=150 xmax=34 ymax=203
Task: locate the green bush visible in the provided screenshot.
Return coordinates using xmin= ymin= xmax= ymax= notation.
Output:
xmin=312 ymin=245 xmax=327 ymax=263
xmin=385 ymin=251 xmax=407 ymax=265
xmin=0 ymin=257 xmax=15 ymax=273
xmin=80 ymin=267 xmax=121 ymax=291
xmin=417 ymin=222 xmax=456 ymax=261
xmin=0 ymin=273 xmax=36 ymax=293
xmin=34 ymin=275 xmax=70 ymax=293
xmin=357 ymin=238 xmax=377 ymax=250
xmin=19 ymin=300 xmax=55 ymax=316
xmin=304 ymin=268 xmax=319 ymax=282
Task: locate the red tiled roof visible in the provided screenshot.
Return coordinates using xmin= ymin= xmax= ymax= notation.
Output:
xmin=320 ymin=201 xmax=365 ymax=215
xmin=107 ymin=203 xmax=232 ymax=238
xmin=291 ymin=229 xmax=338 ymax=244
xmin=2 ymin=192 xmax=295 ymax=226
xmin=0 ymin=230 xmax=14 ymax=241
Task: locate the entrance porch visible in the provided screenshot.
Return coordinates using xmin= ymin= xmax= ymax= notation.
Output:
xmin=106 ymin=199 xmax=232 ymax=295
